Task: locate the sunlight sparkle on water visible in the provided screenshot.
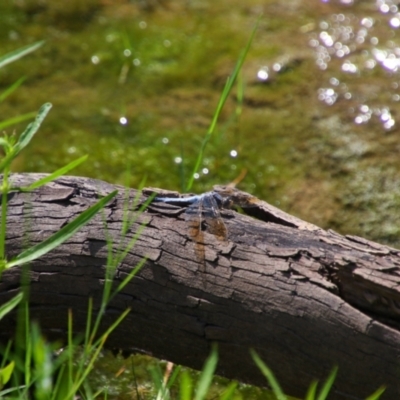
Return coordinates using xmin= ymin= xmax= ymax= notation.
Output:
xmin=390 ymin=17 xmax=400 ymax=27
xmin=370 ymin=37 xmax=379 ymax=45
xmin=318 ymin=88 xmax=338 ymax=105
xmin=257 ymin=67 xmax=269 ymax=81
xmin=380 ymin=108 xmax=395 ymax=128
xmin=378 ymin=3 xmax=390 ymax=13
xmin=320 ymin=21 xmax=329 ymax=30
xmin=330 ymin=77 xmax=340 ymax=86
xmin=309 ymin=2 xmax=400 ymax=129
xmin=320 ymin=31 xmax=334 ymax=47
xmin=342 ymin=60 xmax=358 ymax=73
xmin=230 ymin=150 xmax=238 ymax=157
xmin=272 ymin=63 xmax=282 ymax=72
xmin=372 ymin=48 xmax=400 ymax=72
xmin=353 ymin=103 xmax=395 ymax=129
xmin=361 ymin=17 xmax=374 ymax=28
xmin=365 ymin=59 xmax=377 ymax=69
xmin=119 ymin=117 xmax=128 ymax=125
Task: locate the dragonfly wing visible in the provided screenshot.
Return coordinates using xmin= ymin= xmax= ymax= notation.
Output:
xmin=202 ymin=194 xmax=227 ymax=241
xmin=184 ymin=199 xmax=202 ymax=238
xmin=183 ymin=193 xmax=227 ymax=289
xmin=184 ymin=198 xmax=206 ymax=263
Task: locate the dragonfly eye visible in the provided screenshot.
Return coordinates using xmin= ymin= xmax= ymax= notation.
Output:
xmin=212 ymin=192 xmax=226 ymax=207
xmin=221 ymin=197 xmax=233 ymax=208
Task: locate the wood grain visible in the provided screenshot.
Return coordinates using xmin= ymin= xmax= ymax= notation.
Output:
xmin=1 ymin=173 xmax=400 ymax=399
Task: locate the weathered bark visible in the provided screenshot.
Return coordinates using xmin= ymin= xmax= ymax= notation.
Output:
xmin=1 ymin=173 xmax=400 ymax=399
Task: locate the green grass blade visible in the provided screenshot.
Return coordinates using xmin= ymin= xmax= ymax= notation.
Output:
xmin=305 ymin=380 xmax=318 ymax=400
xmin=24 ymin=302 xmax=32 ymax=387
xmin=0 ymin=384 xmax=26 ymax=396
xmin=186 ymin=18 xmax=260 ymax=191
xmin=0 ymin=138 xmax=10 ymax=149
xmin=0 ymin=292 xmax=23 ymax=320
xmin=83 ymin=297 xmax=94 ymax=351
xmin=194 ymin=345 xmax=218 ymax=400
xmin=15 ymin=103 xmax=52 ymax=153
xmin=70 ymin=309 xmax=130 ymax=398
xmin=365 ymin=386 xmax=386 ymax=400
xmin=0 ymin=77 xmax=26 ymax=103
xmin=0 ymin=340 xmax=12 ymax=369
xmin=0 ymin=153 xmax=14 ymax=176
xmin=66 ymin=309 xmax=74 ymax=398
xmin=179 ymin=370 xmax=192 ymax=400
xmin=165 ymin=365 xmax=181 ymax=392
xmin=155 ymin=363 xmax=182 ymax=400
xmin=7 ymin=190 xmax=118 ymax=268
xmin=92 ymin=386 xmax=105 ymax=399
xmin=51 ymin=363 xmax=66 ymax=400
xmin=316 ymin=366 xmax=337 ymax=400
xmin=115 ymin=258 xmax=146 ymax=294
xmin=151 ymin=364 xmax=167 ymax=400
xmin=235 ymin=71 xmax=244 ymax=117
xmin=250 ymin=349 xmax=287 ymax=400
xmin=31 ymin=322 xmax=54 ymax=398
xmin=0 ymin=103 xmax=52 ymax=173
xmin=92 ymin=307 xmax=130 ymax=349
xmin=0 ymin=111 xmax=37 ymax=131
xmin=18 ymin=155 xmax=88 ymax=191
xmin=220 ymin=382 xmax=238 ymax=400
xmin=0 ymin=41 xmax=44 ymax=69
xmin=64 ymin=335 xmax=107 ymax=400
xmin=0 ymin=361 xmax=14 ymax=388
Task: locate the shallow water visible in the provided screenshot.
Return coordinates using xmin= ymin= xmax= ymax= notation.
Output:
xmin=1 ymin=0 xmax=400 ymax=397
xmin=2 ymin=0 xmax=400 ymax=245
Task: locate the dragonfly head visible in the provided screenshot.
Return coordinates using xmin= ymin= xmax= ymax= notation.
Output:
xmin=212 ymin=191 xmax=233 ymax=209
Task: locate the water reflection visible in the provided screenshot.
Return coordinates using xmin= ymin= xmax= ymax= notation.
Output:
xmin=351 ymin=104 xmax=394 ymax=129
xmin=306 ymin=0 xmax=400 ymax=130
xmin=257 ymin=66 xmax=269 ymax=81
xmin=255 ymin=1 xmax=400 ymax=130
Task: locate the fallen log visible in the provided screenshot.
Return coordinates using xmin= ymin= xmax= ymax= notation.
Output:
xmin=1 ymin=173 xmax=400 ymax=399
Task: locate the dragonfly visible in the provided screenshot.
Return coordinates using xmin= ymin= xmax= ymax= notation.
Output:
xmin=153 ymin=190 xmax=230 ymax=282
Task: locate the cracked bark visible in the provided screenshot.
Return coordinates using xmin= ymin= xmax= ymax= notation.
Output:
xmin=1 ymin=173 xmax=400 ymax=399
